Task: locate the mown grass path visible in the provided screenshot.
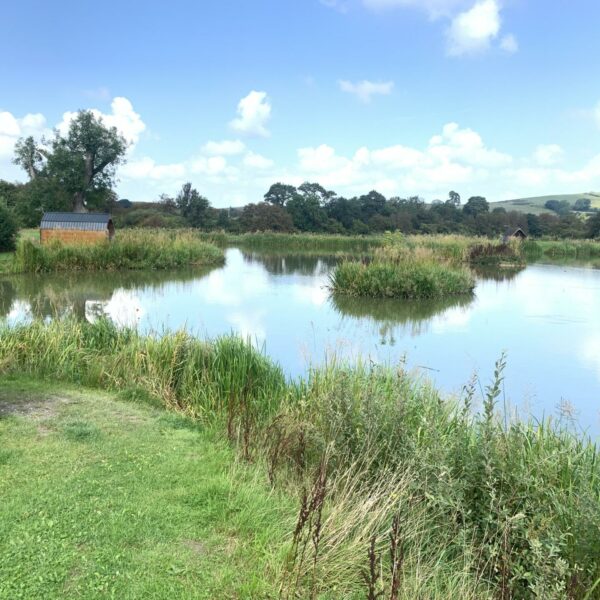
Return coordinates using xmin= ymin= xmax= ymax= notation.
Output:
xmin=0 ymin=378 xmax=293 ymax=599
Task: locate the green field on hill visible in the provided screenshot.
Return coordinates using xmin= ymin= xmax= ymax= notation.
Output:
xmin=490 ymin=192 xmax=600 ymax=215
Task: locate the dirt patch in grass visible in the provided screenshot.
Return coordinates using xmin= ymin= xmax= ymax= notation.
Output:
xmin=182 ymin=539 xmax=207 ymax=555
xmin=0 ymin=389 xmax=76 ymax=420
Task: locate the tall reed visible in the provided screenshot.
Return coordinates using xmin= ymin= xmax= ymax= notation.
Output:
xmin=12 ymin=229 xmax=225 ymax=273
xmin=1 ymin=319 xmax=600 ymax=598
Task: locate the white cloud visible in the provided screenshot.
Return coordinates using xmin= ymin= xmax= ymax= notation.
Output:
xmin=229 ymin=91 xmax=271 ymax=137
xmin=243 ymin=151 xmax=274 ymax=169
xmin=57 ymin=96 xmax=146 ymax=148
xmin=291 ymin=122 xmax=515 ymax=199
xmin=594 ymin=101 xmax=600 ymax=130
xmin=202 ymin=139 xmax=246 ymax=156
xmin=121 ymin=157 xmax=186 ymax=180
xmin=500 ymin=33 xmax=519 ymax=54
xmin=363 ymin=0 xmax=513 ymax=57
xmin=298 ymin=144 xmax=349 ymax=173
xmin=370 ymin=145 xmax=423 ymax=168
xmin=0 ymin=110 xmax=48 ymax=159
xmin=362 ymin=0 xmax=468 ymax=19
xmin=190 ymin=155 xmax=229 ymax=176
xmin=338 ymin=80 xmax=394 ymax=103
xmin=446 ymin=0 xmax=501 ymax=56
xmin=534 ymin=144 xmax=564 ymax=167
xmin=0 ymin=112 xmax=21 ymax=137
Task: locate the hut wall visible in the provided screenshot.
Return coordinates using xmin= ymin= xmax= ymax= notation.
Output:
xmin=41 ymin=229 xmax=108 ymax=245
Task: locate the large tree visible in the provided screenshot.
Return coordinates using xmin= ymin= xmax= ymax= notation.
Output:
xmin=14 ymin=111 xmax=127 ymax=214
xmin=13 ymin=136 xmax=46 ymax=180
xmin=263 ymin=182 xmax=298 ymax=207
xmin=240 ymin=203 xmax=294 ymax=232
xmin=463 ymin=196 xmax=489 ymax=217
xmin=46 ymin=111 xmax=127 ymax=212
xmin=176 ymin=182 xmax=211 ymax=228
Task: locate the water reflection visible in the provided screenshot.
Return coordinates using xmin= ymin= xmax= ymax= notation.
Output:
xmin=471 ymin=264 xmax=526 ymax=282
xmin=2 ymin=250 xmax=600 ymax=432
xmin=0 ymin=268 xmax=217 ymax=323
xmin=331 ymin=293 xmax=474 ymax=344
xmin=241 ymin=251 xmax=340 ymax=276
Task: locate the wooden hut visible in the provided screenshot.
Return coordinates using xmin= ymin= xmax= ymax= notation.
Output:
xmin=502 ymin=227 xmax=527 ymax=243
xmin=40 ymin=213 xmax=115 ymax=245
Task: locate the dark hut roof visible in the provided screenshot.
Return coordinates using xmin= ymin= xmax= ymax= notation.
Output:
xmin=40 ymin=212 xmax=112 ymax=231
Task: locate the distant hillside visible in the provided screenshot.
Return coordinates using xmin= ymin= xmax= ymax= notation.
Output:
xmin=490 ymin=193 xmax=600 ymax=215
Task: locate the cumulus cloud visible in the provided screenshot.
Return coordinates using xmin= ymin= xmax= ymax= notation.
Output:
xmin=120 ymin=157 xmax=186 ymax=180
xmin=534 ymin=144 xmax=564 ymax=167
xmin=243 ymin=151 xmax=274 ymax=169
xmin=291 ymin=122 xmax=516 ymax=199
xmin=446 ymin=0 xmax=501 ymax=56
xmin=202 ymin=139 xmax=246 ymax=156
xmin=0 ymin=110 xmax=48 ymax=159
xmin=338 ymin=80 xmax=394 ymax=103
xmin=229 ymin=91 xmax=271 ymax=137
xmin=190 ymin=155 xmax=230 ymax=176
xmin=362 ymin=0 xmax=514 ymax=56
xmin=57 ymin=96 xmax=146 ymax=147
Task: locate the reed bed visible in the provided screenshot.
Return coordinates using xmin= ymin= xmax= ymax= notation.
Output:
xmin=330 ymin=259 xmax=475 ymax=299
xmin=330 ymin=238 xmax=475 ymax=299
xmin=1 ymin=319 xmax=599 ymax=598
xmin=12 ymin=229 xmax=225 ymax=273
xmin=524 ymin=239 xmax=600 ymax=259
xmin=196 ymin=231 xmax=385 ymax=251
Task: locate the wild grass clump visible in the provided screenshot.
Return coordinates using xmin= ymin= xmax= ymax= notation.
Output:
xmin=2 ymin=320 xmax=600 ymax=598
xmin=524 ymin=239 xmax=600 ymax=259
xmin=330 ymin=260 xmax=474 ymax=299
xmin=0 ymin=319 xmax=286 ymax=452
xmin=276 ymin=360 xmax=600 ymax=599
xmin=197 ymin=231 xmax=384 ymax=252
xmin=12 ymin=229 xmax=225 ymax=273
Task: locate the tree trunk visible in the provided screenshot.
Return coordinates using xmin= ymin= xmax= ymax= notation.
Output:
xmin=73 ymin=191 xmax=87 ymax=213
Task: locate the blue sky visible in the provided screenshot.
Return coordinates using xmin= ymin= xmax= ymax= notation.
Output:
xmin=1 ymin=0 xmax=599 ymax=206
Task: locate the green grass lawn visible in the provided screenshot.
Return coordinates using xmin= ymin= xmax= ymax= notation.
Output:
xmin=0 ymin=378 xmax=294 ymax=599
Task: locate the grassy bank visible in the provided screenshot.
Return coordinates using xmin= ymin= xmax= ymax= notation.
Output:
xmin=12 ymin=230 xmax=224 ymax=274
xmin=1 ymin=319 xmax=600 ymax=598
xmin=0 ymin=378 xmax=293 ymax=598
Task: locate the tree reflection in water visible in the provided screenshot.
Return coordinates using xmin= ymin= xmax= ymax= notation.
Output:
xmin=0 ymin=267 xmax=217 ymax=322
xmin=330 ymin=293 xmax=475 ymax=345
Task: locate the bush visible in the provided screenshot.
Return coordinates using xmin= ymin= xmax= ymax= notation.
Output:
xmin=0 ymin=204 xmax=18 ymax=252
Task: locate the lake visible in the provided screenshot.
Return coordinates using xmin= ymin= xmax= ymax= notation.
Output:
xmin=2 ymin=248 xmax=600 ymax=432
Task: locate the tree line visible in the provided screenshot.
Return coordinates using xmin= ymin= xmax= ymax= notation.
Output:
xmin=1 ymin=108 xmax=600 ymax=249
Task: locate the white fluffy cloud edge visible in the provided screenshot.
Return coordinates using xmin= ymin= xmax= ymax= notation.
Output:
xmin=350 ymin=0 xmax=518 ymax=57
xmin=2 ymin=93 xmax=600 ymax=208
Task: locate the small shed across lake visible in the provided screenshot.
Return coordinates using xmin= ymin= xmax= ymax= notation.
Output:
xmin=502 ymin=227 xmax=527 ymax=243
xmin=40 ymin=213 xmax=115 ymax=245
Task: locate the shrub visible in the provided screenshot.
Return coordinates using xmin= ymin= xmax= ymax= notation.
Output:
xmin=0 ymin=204 xmax=18 ymax=252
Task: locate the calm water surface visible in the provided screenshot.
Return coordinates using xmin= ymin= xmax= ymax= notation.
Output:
xmin=2 ymin=248 xmax=600 ymax=431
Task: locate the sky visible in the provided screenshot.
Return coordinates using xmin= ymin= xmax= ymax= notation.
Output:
xmin=1 ymin=0 xmax=600 ymax=207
